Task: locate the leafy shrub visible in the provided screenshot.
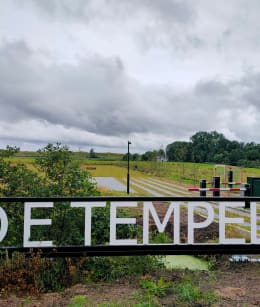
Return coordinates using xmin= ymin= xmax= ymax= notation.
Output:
xmin=173 ymin=279 xmax=217 ymax=306
xmin=0 ymin=143 xmax=99 ymax=247
xmin=150 ymin=231 xmax=172 ymax=244
xmin=0 ymin=144 xmax=165 ymax=292
xmin=139 ymin=276 xmax=172 ymax=297
xmin=0 ymin=252 xmax=71 ymax=293
xmin=84 ymin=256 xmax=164 ymax=281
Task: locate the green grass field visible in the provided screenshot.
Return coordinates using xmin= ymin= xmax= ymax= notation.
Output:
xmin=82 ymin=164 xmax=143 ymax=178
xmin=6 ymin=154 xmax=260 ymax=186
xmin=4 ymin=155 xmax=260 ymax=235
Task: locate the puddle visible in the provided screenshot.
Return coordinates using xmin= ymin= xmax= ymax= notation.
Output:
xmin=164 ymin=255 xmax=209 ymax=271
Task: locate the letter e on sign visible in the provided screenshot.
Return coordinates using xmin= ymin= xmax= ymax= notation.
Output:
xmin=0 ymin=208 xmax=8 ymax=242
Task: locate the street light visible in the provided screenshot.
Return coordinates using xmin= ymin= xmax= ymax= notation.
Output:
xmin=127 ymin=141 xmax=131 ymax=194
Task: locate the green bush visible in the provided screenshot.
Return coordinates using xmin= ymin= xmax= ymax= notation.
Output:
xmin=0 ymin=143 xmax=100 ymax=247
xmin=150 ymin=231 xmax=172 ymax=244
xmin=173 ymin=279 xmax=217 ymax=306
xmin=0 ymin=252 xmax=71 ymax=293
xmin=139 ymin=276 xmax=172 ymax=297
xmin=0 ymin=144 xmax=166 ymax=292
xmin=84 ymin=256 xmax=164 ymax=281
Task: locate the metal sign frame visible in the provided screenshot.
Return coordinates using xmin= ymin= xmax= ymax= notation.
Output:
xmin=1 ymin=196 xmax=260 ymax=257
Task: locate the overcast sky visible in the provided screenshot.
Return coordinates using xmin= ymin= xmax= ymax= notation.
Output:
xmin=0 ymin=0 xmax=260 ymax=153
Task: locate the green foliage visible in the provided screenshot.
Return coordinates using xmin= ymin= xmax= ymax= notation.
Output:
xmin=89 ymin=148 xmax=97 ymax=159
xmin=124 ymin=160 xmax=214 ymax=185
xmin=86 ymin=152 xmax=124 ymax=161
xmin=0 ymin=143 xmax=164 ymax=293
xmin=0 ymin=147 xmax=42 ymax=197
xmin=122 ymin=149 xmax=165 ymax=162
xmin=141 ymin=150 xmax=159 ymax=161
xmin=150 ymin=232 xmax=172 ymax=244
xmin=139 ymin=276 xmax=172 ymax=297
xmin=166 ymin=141 xmax=191 ymax=162
xmin=35 ymin=143 xmax=98 ymax=196
xmin=0 ymin=147 xmax=44 ymax=246
xmin=98 ymin=303 xmax=130 ymax=307
xmin=35 ymin=258 xmax=72 ymax=291
xmin=173 ymin=278 xmax=217 ymax=306
xmin=174 ymin=280 xmax=201 ymax=303
xmin=166 ymin=130 xmax=260 ymax=166
xmin=0 ymin=143 xmax=100 ymax=247
xmin=134 ymin=295 xmax=160 ymax=307
xmin=69 ymin=295 xmax=88 ymax=307
xmin=0 ymin=143 xmax=98 ymax=198
xmin=21 ymin=297 xmax=32 ymax=306
xmin=84 ymin=256 xmax=164 ymax=281
xmin=0 ymin=145 xmax=20 ymax=158
xmin=0 ymin=252 xmax=71 ymax=293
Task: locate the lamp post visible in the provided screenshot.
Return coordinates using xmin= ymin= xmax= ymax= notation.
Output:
xmin=127 ymin=141 xmax=131 ymax=194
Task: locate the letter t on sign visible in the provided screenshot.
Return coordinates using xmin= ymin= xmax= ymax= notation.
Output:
xmin=71 ymin=202 xmax=106 ymax=245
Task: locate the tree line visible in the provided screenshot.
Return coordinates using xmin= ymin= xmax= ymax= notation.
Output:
xmin=122 ymin=131 xmax=260 ymax=167
xmin=166 ymin=131 xmax=260 ymax=167
xmin=122 ymin=148 xmax=166 ymax=162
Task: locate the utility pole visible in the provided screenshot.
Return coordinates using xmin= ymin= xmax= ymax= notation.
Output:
xmin=127 ymin=141 xmax=131 ymax=194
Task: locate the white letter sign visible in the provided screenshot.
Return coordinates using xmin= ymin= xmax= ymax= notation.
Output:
xmin=0 ymin=208 xmax=8 ymax=242
xmin=23 ymin=202 xmax=53 ymax=247
xmin=251 ymin=202 xmax=260 ymax=244
xmin=219 ymin=202 xmax=245 ymax=244
xmin=110 ymin=202 xmax=137 ymax=245
xmin=188 ymin=202 xmax=214 ymax=244
xmin=143 ymin=202 xmax=180 ymax=244
xmin=71 ymin=201 xmax=106 ymax=245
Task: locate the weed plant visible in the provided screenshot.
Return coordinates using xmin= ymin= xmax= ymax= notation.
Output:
xmin=173 ymin=278 xmax=217 ymax=306
xmin=68 ymin=295 xmax=88 ymax=307
xmin=139 ymin=276 xmax=172 ymax=297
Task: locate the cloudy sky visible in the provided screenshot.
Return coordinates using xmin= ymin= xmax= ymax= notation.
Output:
xmin=0 ymin=0 xmax=260 ymax=153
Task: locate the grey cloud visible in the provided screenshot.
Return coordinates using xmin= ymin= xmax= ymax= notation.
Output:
xmin=0 ymin=41 xmax=168 ymax=137
xmin=239 ymin=74 xmax=260 ymax=108
xmin=12 ymin=0 xmax=260 ymax=57
xmin=15 ymin=0 xmax=94 ymax=21
xmin=1 ymin=40 xmax=260 ymax=148
xmin=19 ymin=0 xmax=194 ymax=24
xmin=16 ymin=0 xmax=197 ymax=52
xmin=0 ymin=40 xmax=183 ymax=143
xmin=161 ymin=73 xmax=260 ymax=142
xmin=195 ymin=81 xmax=230 ymax=96
xmin=0 ymin=40 xmax=32 ymax=58
xmin=128 ymin=0 xmax=194 ymax=24
xmin=196 ymin=75 xmax=260 ymax=141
